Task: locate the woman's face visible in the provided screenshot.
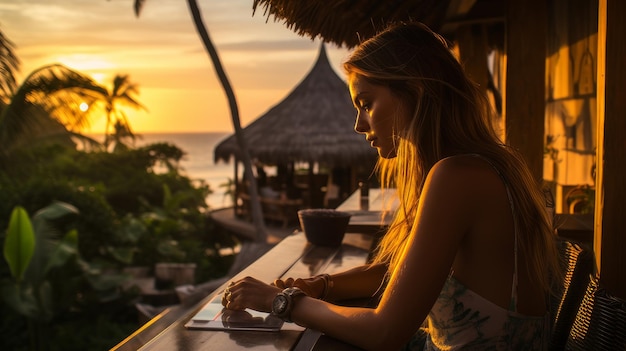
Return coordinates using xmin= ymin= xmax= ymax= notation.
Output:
xmin=348 ymin=73 xmax=410 ymax=159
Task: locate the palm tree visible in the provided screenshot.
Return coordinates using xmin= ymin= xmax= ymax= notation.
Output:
xmin=109 ymin=119 xmax=136 ymax=152
xmin=0 ymin=63 xmax=107 ymax=155
xmin=0 ymin=28 xmax=20 ymax=103
xmin=97 ymin=74 xmax=146 ymax=150
xmin=134 ymin=0 xmax=268 ymax=241
xmin=0 ymin=29 xmax=109 ymax=161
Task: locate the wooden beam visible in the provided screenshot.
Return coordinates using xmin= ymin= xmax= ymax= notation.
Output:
xmin=595 ymin=0 xmax=626 ymax=298
xmin=504 ymin=0 xmax=547 ymax=181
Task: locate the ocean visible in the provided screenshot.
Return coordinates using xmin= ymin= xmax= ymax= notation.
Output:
xmin=134 ymin=132 xmax=234 ymax=210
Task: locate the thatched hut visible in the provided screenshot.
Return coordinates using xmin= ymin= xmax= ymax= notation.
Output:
xmin=214 ymin=44 xmax=377 ymax=212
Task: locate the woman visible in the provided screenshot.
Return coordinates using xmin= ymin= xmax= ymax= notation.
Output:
xmin=222 ymin=22 xmax=561 ymax=350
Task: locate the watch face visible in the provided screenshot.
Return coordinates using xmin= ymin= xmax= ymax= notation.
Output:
xmin=272 ymin=295 xmax=288 ymax=315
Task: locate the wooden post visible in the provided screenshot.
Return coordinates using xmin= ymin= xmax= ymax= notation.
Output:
xmin=456 ymin=24 xmax=490 ymax=98
xmin=595 ymin=0 xmax=626 ymax=298
xmin=504 ymin=0 xmax=547 ymax=181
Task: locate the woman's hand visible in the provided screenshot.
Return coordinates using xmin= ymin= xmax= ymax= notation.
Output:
xmin=273 ymin=275 xmax=326 ymax=299
xmin=220 ymin=309 xmax=264 ymax=327
xmin=221 ymin=276 xmax=281 ymax=312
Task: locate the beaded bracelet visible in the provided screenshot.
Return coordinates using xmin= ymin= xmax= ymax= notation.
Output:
xmin=318 ymin=273 xmax=334 ymax=301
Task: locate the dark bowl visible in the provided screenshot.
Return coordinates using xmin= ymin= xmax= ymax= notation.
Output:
xmin=298 ymin=209 xmax=352 ymax=247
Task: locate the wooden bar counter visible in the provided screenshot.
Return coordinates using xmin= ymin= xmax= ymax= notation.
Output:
xmin=113 ymin=232 xmax=374 ymax=351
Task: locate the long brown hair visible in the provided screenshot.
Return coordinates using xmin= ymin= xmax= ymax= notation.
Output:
xmin=343 ymin=22 xmax=561 ymax=294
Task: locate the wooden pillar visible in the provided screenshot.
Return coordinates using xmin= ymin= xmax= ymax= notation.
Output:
xmin=595 ymin=0 xmax=626 ymax=298
xmin=456 ymin=24 xmax=490 ymax=98
xmin=504 ymin=0 xmax=547 ymax=181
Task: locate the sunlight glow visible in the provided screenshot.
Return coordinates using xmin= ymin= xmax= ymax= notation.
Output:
xmin=90 ymin=73 xmax=107 ymax=85
xmin=79 ymin=102 xmax=89 ymax=112
xmin=56 ymin=55 xmax=116 ymax=72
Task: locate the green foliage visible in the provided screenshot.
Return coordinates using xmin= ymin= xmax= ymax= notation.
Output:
xmin=220 ymin=177 xmax=236 ymax=205
xmin=1 ymin=202 xmax=136 ymax=350
xmin=0 ymin=140 xmax=234 ymax=265
xmin=4 ymin=207 xmax=34 ymax=281
xmin=0 ymin=140 xmax=237 ymax=350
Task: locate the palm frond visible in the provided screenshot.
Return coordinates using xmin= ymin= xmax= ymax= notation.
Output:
xmin=0 ymin=28 xmax=20 ymax=100
xmin=109 ymin=74 xmax=147 ymax=111
xmin=0 ymin=64 xmax=106 ymax=152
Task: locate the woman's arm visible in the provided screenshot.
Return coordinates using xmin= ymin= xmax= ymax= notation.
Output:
xmin=324 ymin=263 xmax=388 ymax=301
xmin=274 ymin=263 xmax=388 ymax=301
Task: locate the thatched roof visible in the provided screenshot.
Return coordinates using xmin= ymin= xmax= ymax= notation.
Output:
xmin=251 ymin=0 xmax=505 ymax=49
xmin=214 ymin=44 xmax=378 ymax=166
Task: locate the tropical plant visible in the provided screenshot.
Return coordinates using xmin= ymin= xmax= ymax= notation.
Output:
xmin=1 ymin=202 xmax=132 ymax=351
xmin=0 ymin=63 xmax=107 ymax=158
xmin=133 ymin=0 xmax=268 ymax=241
xmin=0 ymin=139 xmax=235 ymax=276
xmin=109 ymin=119 xmax=136 ymax=152
xmin=219 ymin=177 xmax=236 ymax=206
xmin=91 ymin=74 xmax=146 ymax=150
xmin=0 ymin=28 xmax=20 ymax=102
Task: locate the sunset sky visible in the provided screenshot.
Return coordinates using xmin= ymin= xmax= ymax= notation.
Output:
xmin=1 ymin=0 xmax=352 ymax=133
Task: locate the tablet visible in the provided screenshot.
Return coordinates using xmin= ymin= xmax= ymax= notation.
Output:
xmin=185 ymin=292 xmax=284 ymax=332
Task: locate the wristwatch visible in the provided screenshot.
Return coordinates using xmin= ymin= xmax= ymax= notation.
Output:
xmin=271 ymin=287 xmax=307 ymax=322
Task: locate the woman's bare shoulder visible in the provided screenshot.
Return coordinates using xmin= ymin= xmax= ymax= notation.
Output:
xmin=423 ymin=155 xmax=507 ymax=214
xmin=429 ymin=154 xmax=500 ymax=183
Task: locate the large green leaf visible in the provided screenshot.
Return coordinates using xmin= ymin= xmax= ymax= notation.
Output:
xmin=87 ymin=273 xmax=128 ymax=293
xmin=4 ymin=206 xmax=35 ymax=281
xmin=44 ymin=229 xmax=78 ymax=274
xmin=108 ymin=246 xmax=136 ymax=264
xmin=33 ymin=201 xmax=79 ymax=222
xmin=28 ymin=201 xmax=79 ymax=284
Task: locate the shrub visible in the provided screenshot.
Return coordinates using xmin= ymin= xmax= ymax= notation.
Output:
xmin=0 ymin=141 xmax=237 ymax=350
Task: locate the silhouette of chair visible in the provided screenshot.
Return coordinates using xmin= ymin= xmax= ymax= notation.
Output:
xmin=549 ymin=239 xmax=596 ymax=350
xmin=564 ymin=275 xmax=626 ymax=351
